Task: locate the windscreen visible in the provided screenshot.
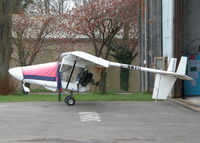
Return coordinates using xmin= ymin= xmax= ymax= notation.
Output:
xmin=60 ymin=64 xmax=86 ymax=83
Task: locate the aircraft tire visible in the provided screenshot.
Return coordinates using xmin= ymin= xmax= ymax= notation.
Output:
xmin=64 ymin=96 xmax=76 ymax=106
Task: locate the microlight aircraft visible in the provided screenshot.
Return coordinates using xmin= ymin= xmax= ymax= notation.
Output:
xmin=9 ymin=51 xmax=192 ymax=106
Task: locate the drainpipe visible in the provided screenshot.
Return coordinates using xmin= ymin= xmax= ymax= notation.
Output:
xmin=144 ymin=0 xmax=149 ymax=91
xmin=138 ymin=0 xmax=144 ymax=92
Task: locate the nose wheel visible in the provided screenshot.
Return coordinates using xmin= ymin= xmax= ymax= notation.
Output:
xmin=64 ymin=96 xmax=76 ymax=106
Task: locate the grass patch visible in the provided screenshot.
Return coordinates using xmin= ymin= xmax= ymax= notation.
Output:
xmin=0 ymin=92 xmax=154 ymax=103
xmin=0 ymin=94 xmax=57 ymax=102
xmin=16 ymin=88 xmax=50 ymax=94
xmin=75 ymin=92 xmax=153 ymax=101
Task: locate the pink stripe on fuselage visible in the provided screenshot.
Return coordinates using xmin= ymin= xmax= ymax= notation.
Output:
xmin=22 ymin=62 xmax=58 ymax=77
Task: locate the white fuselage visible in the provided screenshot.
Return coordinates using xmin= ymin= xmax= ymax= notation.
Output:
xmin=9 ymin=67 xmax=90 ymax=93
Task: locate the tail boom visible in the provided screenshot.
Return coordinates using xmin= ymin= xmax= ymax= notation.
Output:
xmin=109 ymin=56 xmax=192 ymax=100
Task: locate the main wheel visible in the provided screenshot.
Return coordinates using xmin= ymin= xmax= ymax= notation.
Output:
xmin=64 ymin=96 xmax=76 ymax=106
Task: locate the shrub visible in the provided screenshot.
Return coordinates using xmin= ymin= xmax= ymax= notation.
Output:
xmin=0 ymin=75 xmax=17 ymax=95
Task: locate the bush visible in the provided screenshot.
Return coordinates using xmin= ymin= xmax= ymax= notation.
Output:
xmin=0 ymin=75 xmax=17 ymax=95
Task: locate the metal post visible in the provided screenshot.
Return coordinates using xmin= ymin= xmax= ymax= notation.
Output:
xmin=144 ymin=0 xmax=149 ymax=91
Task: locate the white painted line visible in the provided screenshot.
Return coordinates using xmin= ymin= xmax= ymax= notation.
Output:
xmin=79 ymin=112 xmax=101 ymax=122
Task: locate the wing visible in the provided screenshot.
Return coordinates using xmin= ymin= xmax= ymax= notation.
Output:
xmin=60 ymin=51 xmax=110 ymax=68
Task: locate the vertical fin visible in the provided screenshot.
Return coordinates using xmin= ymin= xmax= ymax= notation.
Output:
xmin=167 ymin=58 xmax=177 ymax=72
xmin=152 ymin=57 xmax=189 ymax=100
xmin=176 ymin=57 xmax=187 ymax=75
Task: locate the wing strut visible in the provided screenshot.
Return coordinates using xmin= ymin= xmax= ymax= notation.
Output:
xmin=66 ymin=61 xmax=77 ymax=90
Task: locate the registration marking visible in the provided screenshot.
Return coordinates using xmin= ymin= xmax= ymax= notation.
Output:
xmin=79 ymin=112 xmax=101 ymax=122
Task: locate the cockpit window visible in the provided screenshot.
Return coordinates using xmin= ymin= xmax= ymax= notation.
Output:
xmin=60 ymin=64 xmax=85 ymax=83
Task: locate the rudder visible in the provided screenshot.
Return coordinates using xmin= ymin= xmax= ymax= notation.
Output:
xmin=176 ymin=57 xmax=187 ymax=75
xmin=167 ymin=58 xmax=177 ymax=72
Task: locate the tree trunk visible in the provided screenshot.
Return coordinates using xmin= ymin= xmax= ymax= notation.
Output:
xmin=0 ymin=0 xmax=15 ymax=94
xmin=99 ymin=68 xmax=107 ymax=94
xmin=120 ymin=68 xmax=129 ymax=91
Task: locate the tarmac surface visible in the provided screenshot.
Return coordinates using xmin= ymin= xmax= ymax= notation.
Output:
xmin=0 ymin=101 xmax=200 ymax=143
xmin=169 ymin=96 xmax=200 ymax=112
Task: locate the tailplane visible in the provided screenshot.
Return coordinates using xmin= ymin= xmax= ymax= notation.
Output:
xmin=152 ymin=56 xmax=190 ymax=100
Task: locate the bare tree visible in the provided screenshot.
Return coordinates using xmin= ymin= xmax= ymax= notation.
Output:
xmin=0 ymin=0 xmax=34 ymax=94
xmin=11 ymin=0 xmax=74 ymax=67
xmin=12 ymin=14 xmax=58 ymax=66
xmin=64 ymin=0 xmax=138 ymax=93
xmin=27 ymin=0 xmax=71 ymax=15
xmin=109 ymin=0 xmax=139 ymax=91
xmin=0 ymin=0 xmax=16 ymax=94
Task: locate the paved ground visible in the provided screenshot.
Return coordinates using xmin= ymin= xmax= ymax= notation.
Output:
xmin=0 ymin=101 xmax=200 ymax=143
xmin=184 ymin=96 xmax=200 ymax=105
xmin=169 ymin=97 xmax=200 ymax=112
